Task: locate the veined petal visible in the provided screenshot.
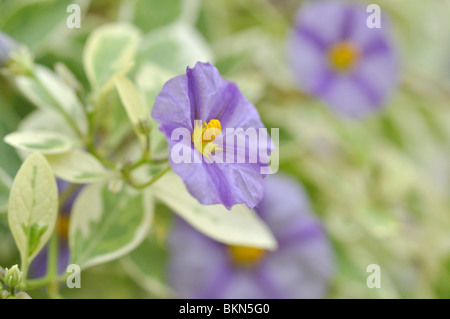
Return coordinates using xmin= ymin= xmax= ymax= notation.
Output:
xmin=153 ymin=62 xmax=269 ymax=209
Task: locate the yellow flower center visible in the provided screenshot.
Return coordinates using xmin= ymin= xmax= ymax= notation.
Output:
xmin=328 ymin=41 xmax=360 ymax=72
xmin=228 ymin=245 xmax=266 ymax=267
xmin=192 ymin=119 xmax=222 ymax=158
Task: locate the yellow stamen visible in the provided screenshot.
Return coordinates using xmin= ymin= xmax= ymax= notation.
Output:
xmin=192 ymin=119 xmax=222 ymax=158
xmin=328 ymin=41 xmax=360 ymax=72
xmin=228 ymin=245 xmax=266 ymax=267
xmin=203 ymin=119 xmax=222 ymax=143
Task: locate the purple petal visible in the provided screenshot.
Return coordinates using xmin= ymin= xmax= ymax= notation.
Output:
xmin=153 ymin=62 xmax=269 ymax=208
xmin=152 ymin=74 xmax=194 ymax=135
xmin=168 ymin=175 xmax=336 ymax=299
xmin=219 ymin=269 xmax=271 ymax=299
xmin=293 ymin=1 xmax=348 ymax=48
xmin=345 ymin=4 xmax=392 ymax=53
xmin=255 ymin=174 xmax=315 ymax=237
xmin=168 ymin=219 xmax=229 ymax=298
xmin=29 ymin=240 xmax=70 ymax=279
xmin=261 ymin=236 xmax=335 ymax=299
xmin=287 ymin=1 xmax=400 ymax=117
xmin=287 ymin=28 xmax=330 ymax=94
xmin=321 ymin=74 xmax=382 ymax=117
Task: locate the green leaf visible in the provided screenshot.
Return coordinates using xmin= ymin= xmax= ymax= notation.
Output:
xmin=135 ymin=63 xmax=172 ymax=158
xmin=122 ymin=235 xmax=174 ymax=298
xmin=4 ymin=131 xmax=76 ymax=155
xmin=150 ymin=173 xmax=277 ymax=250
xmin=114 ymin=75 xmax=150 ymax=149
xmin=132 ymin=0 xmax=183 ymax=33
xmin=136 ymin=62 xmax=175 ymax=111
xmin=18 ymin=110 xmax=79 ymax=139
xmin=45 ymin=150 xmax=113 ymax=184
xmin=69 ymin=183 xmax=153 ymax=269
xmin=0 ymin=0 xmax=71 ymax=52
xmin=83 ymin=23 xmax=140 ymax=91
xmin=0 ymin=168 xmax=13 ymax=214
xmin=8 ymin=153 xmax=58 ymax=267
xmin=15 ymin=65 xmax=88 ymax=136
xmin=138 ymin=22 xmax=214 ymax=75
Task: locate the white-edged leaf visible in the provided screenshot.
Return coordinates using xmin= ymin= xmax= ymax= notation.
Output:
xmin=150 ymin=172 xmax=277 ymax=250
xmin=139 ymin=22 xmax=214 ymax=75
xmin=8 ymin=153 xmax=58 ymax=265
xmin=4 ymin=131 xmax=75 ymax=154
xmin=15 ymin=65 xmax=87 ymax=135
xmin=45 ymin=150 xmax=112 ymax=183
xmin=18 ymin=109 xmax=79 ymax=139
xmin=0 ymin=167 xmax=13 ymax=213
xmin=114 ymin=75 xmax=150 ymax=148
xmin=136 ymin=62 xmax=175 ymax=110
xmin=69 ymin=183 xmax=153 ymax=269
xmin=83 ymin=23 xmax=140 ymax=91
xmin=135 ymin=63 xmax=172 ymax=157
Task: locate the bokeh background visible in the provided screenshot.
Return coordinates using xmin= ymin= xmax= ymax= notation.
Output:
xmin=0 ymin=0 xmax=449 ymax=298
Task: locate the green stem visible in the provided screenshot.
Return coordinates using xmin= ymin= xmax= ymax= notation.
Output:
xmin=47 ymin=231 xmax=59 ymax=284
xmin=24 ymin=273 xmax=69 ymax=291
xmin=87 ymin=141 xmax=116 ymax=170
xmin=129 ymin=166 xmax=171 ymax=190
xmin=20 ymin=259 xmax=29 ymax=287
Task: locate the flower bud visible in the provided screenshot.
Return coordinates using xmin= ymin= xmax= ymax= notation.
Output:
xmin=136 ymin=117 xmax=151 ymax=136
xmin=14 ymin=291 xmax=32 ymax=299
xmin=0 ymin=31 xmax=18 ymax=67
xmin=4 ymin=265 xmax=23 ymax=288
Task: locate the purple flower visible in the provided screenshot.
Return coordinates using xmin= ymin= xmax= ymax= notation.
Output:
xmin=168 ymin=174 xmax=335 ymax=299
xmin=152 ymin=62 xmax=271 ymax=209
xmin=0 ymin=31 xmax=18 ymax=67
xmin=287 ymin=1 xmax=400 ymax=117
xmin=30 ymin=180 xmax=82 ymax=278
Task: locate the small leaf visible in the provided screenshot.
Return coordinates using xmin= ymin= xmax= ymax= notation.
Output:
xmin=45 ymin=150 xmax=112 ymax=183
xmin=15 ymin=65 xmax=88 ymax=135
xmin=69 ymin=183 xmax=153 ymax=269
xmin=114 ymin=75 xmax=150 ymax=149
xmin=150 ymin=173 xmax=277 ymax=250
xmin=83 ymin=23 xmax=140 ymax=91
xmin=18 ymin=109 xmax=79 ymax=139
xmin=138 ymin=22 xmax=214 ymax=75
xmin=8 ymin=153 xmax=58 ymax=265
xmin=136 ymin=62 xmax=175 ymax=110
xmin=4 ymin=131 xmax=75 ymax=154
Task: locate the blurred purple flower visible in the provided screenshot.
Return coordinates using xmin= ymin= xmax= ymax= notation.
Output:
xmin=152 ymin=62 xmax=271 ymax=209
xmin=30 ymin=180 xmax=82 ymax=278
xmin=0 ymin=31 xmax=18 ymax=67
xmin=168 ymin=174 xmax=335 ymax=298
xmin=287 ymin=1 xmax=400 ymax=117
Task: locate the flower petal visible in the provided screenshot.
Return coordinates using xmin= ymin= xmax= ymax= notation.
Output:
xmin=168 ymin=218 xmax=230 ymax=298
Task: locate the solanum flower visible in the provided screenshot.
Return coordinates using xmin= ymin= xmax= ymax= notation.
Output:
xmin=287 ymin=1 xmax=399 ymax=117
xmin=152 ymin=62 xmax=271 ymax=209
xmin=168 ymin=174 xmax=335 ymax=298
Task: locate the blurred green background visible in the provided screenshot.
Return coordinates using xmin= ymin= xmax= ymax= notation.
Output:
xmin=0 ymin=0 xmax=449 ymax=298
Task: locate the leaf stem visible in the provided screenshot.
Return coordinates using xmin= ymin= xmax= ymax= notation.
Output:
xmin=129 ymin=166 xmax=171 ymax=190
xmin=46 ymin=230 xmax=59 ymax=292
